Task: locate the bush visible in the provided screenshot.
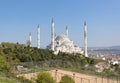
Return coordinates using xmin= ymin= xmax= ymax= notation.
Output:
xmin=36 ymin=72 xmax=56 ymax=83
xmin=0 ymin=55 xmax=10 ymax=72
xmin=60 ymin=75 xmax=75 ymax=83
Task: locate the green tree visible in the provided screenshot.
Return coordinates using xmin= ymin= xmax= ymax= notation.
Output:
xmin=60 ymin=75 xmax=75 ymax=83
xmin=36 ymin=72 xmax=56 ymax=83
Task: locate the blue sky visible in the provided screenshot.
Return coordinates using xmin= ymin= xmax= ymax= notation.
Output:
xmin=0 ymin=0 xmax=120 ymax=48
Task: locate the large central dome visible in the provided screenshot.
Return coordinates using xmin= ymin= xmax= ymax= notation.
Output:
xmin=55 ymin=34 xmax=72 ymax=46
xmin=55 ymin=34 xmax=69 ymax=41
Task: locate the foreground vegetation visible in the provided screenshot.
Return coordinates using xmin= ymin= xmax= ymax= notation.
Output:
xmin=36 ymin=72 xmax=56 ymax=83
xmin=0 ymin=78 xmax=16 ymax=83
xmin=60 ymin=75 xmax=75 ymax=83
xmin=0 ymin=42 xmax=120 ymax=82
xmin=36 ymin=71 xmax=75 ymax=83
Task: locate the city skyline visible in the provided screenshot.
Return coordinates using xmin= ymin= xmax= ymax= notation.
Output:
xmin=0 ymin=0 xmax=120 ymax=48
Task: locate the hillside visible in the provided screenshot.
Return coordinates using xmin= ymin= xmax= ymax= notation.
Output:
xmin=0 ymin=42 xmax=120 ymax=83
xmin=0 ymin=42 xmax=96 ymax=65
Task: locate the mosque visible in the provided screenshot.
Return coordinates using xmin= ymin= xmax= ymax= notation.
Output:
xmin=29 ymin=18 xmax=88 ymax=57
xmin=47 ymin=18 xmax=88 ymax=57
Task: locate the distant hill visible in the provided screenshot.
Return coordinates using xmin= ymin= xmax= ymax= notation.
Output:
xmin=88 ymin=45 xmax=120 ymax=50
xmin=109 ymin=46 xmax=120 ymax=49
xmin=88 ymin=45 xmax=120 ymax=55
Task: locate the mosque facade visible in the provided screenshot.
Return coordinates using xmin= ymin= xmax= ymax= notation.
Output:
xmin=47 ymin=34 xmax=83 ymax=55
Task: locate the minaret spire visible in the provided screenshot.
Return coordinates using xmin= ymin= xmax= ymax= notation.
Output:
xmin=66 ymin=25 xmax=68 ymax=37
xmin=37 ymin=24 xmax=40 ymax=49
xmin=29 ymin=32 xmax=32 ymax=47
xmin=84 ymin=21 xmax=88 ymax=57
xmin=51 ymin=17 xmax=55 ymax=51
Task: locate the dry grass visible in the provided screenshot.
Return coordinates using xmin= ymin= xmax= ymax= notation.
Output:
xmin=17 ymin=69 xmax=119 ymax=83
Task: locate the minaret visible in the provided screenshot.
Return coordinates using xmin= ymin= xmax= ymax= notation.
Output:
xmin=51 ymin=17 xmax=55 ymax=51
xmin=84 ymin=21 xmax=88 ymax=57
xmin=66 ymin=25 xmax=68 ymax=37
xmin=37 ymin=24 xmax=40 ymax=49
xmin=29 ymin=32 xmax=32 ymax=47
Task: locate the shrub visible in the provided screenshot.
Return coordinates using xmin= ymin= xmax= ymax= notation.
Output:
xmin=60 ymin=75 xmax=75 ymax=83
xmin=0 ymin=55 xmax=10 ymax=72
xmin=36 ymin=72 xmax=56 ymax=83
